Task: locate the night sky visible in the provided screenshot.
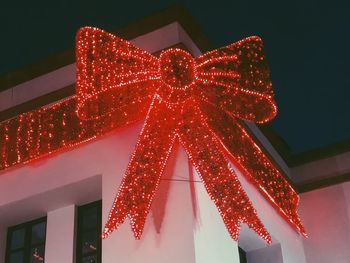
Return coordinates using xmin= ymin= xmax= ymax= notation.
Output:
xmin=1 ymin=0 xmax=350 ymax=153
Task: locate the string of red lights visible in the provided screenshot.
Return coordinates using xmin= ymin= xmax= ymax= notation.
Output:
xmin=0 ymin=27 xmax=305 ymax=243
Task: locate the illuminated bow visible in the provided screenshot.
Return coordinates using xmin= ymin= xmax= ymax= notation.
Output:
xmin=0 ymin=27 xmax=305 ymax=244
xmin=75 ymin=27 xmax=305 ymax=243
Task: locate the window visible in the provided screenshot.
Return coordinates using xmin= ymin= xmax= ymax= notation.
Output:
xmin=239 ymin=246 xmax=247 ymax=263
xmin=5 ymin=217 xmax=47 ymax=263
xmin=76 ymin=201 xmax=102 ymax=263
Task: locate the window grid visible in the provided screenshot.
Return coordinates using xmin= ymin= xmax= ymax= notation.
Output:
xmin=76 ymin=200 xmax=102 ymax=263
xmin=5 ymin=217 xmax=47 ymax=263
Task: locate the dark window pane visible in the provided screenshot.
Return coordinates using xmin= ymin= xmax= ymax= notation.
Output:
xmin=82 ymin=207 xmax=98 ymax=229
xmin=31 ymin=222 xmax=46 ymax=245
xmin=10 ymin=228 xmax=25 ymax=250
xmin=6 ymin=218 xmax=46 ymax=263
xmin=81 ymin=231 xmax=98 ymax=255
xmin=77 ymin=201 xmax=101 ymax=263
xmin=30 ymin=245 xmax=45 ymax=263
xmin=9 ymin=251 xmax=24 ymax=263
xmin=82 ymin=255 xmax=97 ymax=263
xmin=238 ymin=246 xmax=247 ymax=263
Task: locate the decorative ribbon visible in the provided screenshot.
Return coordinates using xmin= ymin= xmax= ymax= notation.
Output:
xmin=0 ymin=27 xmax=305 ymax=243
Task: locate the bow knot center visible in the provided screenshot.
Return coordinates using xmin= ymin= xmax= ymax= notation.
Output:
xmin=159 ymin=48 xmax=196 ymax=91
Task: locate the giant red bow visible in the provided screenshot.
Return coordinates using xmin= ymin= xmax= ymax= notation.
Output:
xmin=0 ymin=27 xmax=305 ymax=244
xmin=75 ymin=27 xmax=305 ymax=243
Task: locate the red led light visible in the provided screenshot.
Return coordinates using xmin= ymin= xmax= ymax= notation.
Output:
xmin=0 ymin=27 xmax=305 ymax=243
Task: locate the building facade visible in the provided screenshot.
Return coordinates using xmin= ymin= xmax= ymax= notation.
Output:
xmin=1 ymin=7 xmax=350 ymax=263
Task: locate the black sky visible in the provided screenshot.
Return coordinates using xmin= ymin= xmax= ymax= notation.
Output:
xmin=1 ymin=0 xmax=350 ymax=153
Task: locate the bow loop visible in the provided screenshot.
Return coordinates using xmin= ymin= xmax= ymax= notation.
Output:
xmin=196 ymin=36 xmax=277 ymax=123
xmin=76 ymin=27 xmax=159 ymax=120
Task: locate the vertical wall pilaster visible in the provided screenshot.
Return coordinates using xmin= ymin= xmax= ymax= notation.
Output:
xmin=45 ymin=205 xmax=76 ymax=263
xmin=193 ymin=176 xmax=240 ymax=263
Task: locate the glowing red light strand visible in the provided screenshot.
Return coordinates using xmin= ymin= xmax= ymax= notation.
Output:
xmin=0 ymin=27 xmax=305 ymax=243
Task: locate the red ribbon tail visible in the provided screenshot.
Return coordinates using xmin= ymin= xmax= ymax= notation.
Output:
xmin=103 ymin=97 xmax=177 ymax=239
xmin=178 ymin=105 xmax=271 ymax=244
xmin=200 ymin=102 xmax=306 ymax=235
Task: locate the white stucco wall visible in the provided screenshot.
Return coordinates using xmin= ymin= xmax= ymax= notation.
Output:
xmin=0 ymin=118 xmax=308 ymax=263
xmin=0 ymin=122 xmax=241 ymax=263
xmin=45 ymin=205 xmax=76 ymax=263
xmin=299 ymin=182 xmax=350 ymax=263
xmin=193 ymin=173 xmax=240 ymax=263
xmin=234 ymin=164 xmax=306 ymax=263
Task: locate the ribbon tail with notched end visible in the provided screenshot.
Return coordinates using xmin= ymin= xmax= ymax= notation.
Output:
xmin=103 ymin=96 xmax=178 ymax=239
xmin=178 ymin=104 xmax=272 ymax=243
